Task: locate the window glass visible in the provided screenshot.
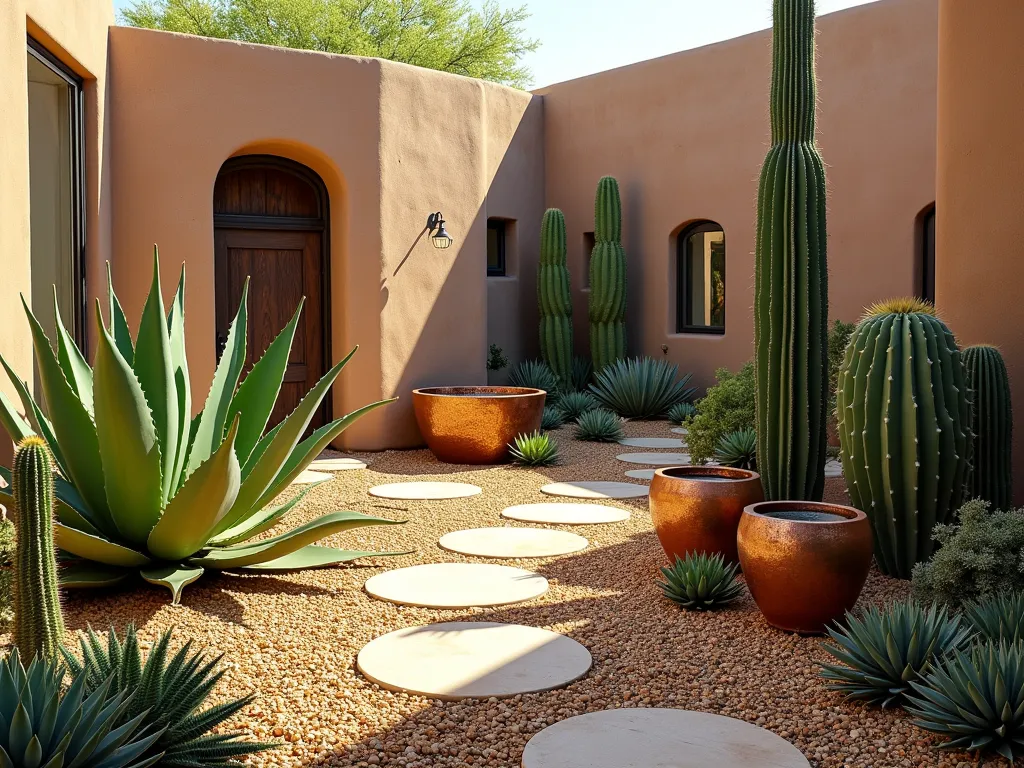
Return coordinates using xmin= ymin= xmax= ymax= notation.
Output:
xmin=487 ymin=219 xmax=505 ymax=276
xmin=677 ymin=223 xmax=725 ymax=333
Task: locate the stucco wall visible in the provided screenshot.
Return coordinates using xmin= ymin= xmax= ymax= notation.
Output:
xmin=0 ymin=0 xmax=113 ymax=465
xmin=107 ymin=27 xmax=542 ymax=449
xmin=537 ymin=0 xmax=938 ymax=393
xmin=935 ymin=0 xmax=1024 ymax=503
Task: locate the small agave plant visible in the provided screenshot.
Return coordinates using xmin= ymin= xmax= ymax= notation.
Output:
xmin=0 ymin=252 xmax=402 ymax=603
xmin=657 ymin=552 xmax=743 ymax=611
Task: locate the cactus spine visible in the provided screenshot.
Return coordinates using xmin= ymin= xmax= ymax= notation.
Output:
xmin=963 ymin=344 xmax=1013 ymax=510
xmin=754 ymin=0 xmax=829 ymax=501
xmin=588 ymin=176 xmax=626 ymax=371
xmin=836 ymin=299 xmax=972 ymax=579
xmin=12 ymin=436 xmax=65 ymax=661
xmin=538 ymin=208 xmax=573 ymax=384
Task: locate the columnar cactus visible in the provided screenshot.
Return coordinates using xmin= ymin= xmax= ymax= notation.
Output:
xmin=836 ymin=299 xmax=972 ymax=579
xmin=12 ymin=436 xmax=65 ymax=661
xmin=754 ymin=0 xmax=829 ymax=501
xmin=538 ymin=208 xmax=573 ymax=384
xmin=588 ymin=176 xmax=626 ymax=371
xmin=963 ymin=345 xmax=1013 ymax=510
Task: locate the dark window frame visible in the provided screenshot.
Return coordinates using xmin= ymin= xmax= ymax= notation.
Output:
xmin=28 ymin=36 xmax=87 ymax=349
xmin=919 ymin=204 xmax=935 ymax=304
xmin=487 ymin=218 xmax=506 ymax=277
xmin=676 ymin=220 xmax=726 ymax=335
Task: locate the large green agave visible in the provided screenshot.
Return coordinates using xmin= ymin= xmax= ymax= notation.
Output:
xmin=0 ymin=252 xmax=401 ymax=603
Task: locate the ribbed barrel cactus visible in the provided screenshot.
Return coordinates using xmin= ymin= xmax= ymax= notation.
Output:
xmin=11 ymin=436 xmax=65 ymax=662
xmin=836 ymin=299 xmax=972 ymax=579
xmin=538 ymin=208 xmax=573 ymax=385
xmin=754 ymin=0 xmax=829 ymax=501
xmin=588 ymin=176 xmax=626 ymax=371
xmin=0 ymin=250 xmax=402 ymax=603
xmin=963 ymin=345 xmax=1013 ymax=510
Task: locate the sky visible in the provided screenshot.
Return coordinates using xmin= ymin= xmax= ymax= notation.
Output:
xmin=111 ymin=0 xmax=883 ymax=88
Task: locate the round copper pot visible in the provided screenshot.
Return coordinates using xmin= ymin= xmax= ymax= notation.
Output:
xmin=649 ymin=466 xmax=764 ymax=565
xmin=737 ymin=500 xmax=873 ymax=634
xmin=412 ymin=386 xmax=546 ymax=464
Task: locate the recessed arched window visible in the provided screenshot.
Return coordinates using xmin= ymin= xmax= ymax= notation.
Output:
xmin=918 ymin=203 xmax=935 ymax=304
xmin=676 ymin=221 xmax=725 ymax=334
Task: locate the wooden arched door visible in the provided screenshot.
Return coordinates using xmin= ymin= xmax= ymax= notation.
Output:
xmin=214 ymin=156 xmax=331 ymax=432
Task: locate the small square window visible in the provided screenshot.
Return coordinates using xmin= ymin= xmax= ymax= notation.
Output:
xmin=676 ymin=222 xmax=725 ymax=334
xmin=487 ymin=219 xmax=506 ymax=276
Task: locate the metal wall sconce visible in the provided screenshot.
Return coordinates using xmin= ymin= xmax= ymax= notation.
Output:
xmin=427 ymin=212 xmax=453 ymax=249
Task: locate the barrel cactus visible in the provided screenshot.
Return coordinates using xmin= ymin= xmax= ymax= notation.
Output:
xmin=538 ymin=208 xmax=573 ymax=385
xmin=588 ymin=176 xmax=626 ymax=371
xmin=11 ymin=436 xmax=65 ymax=662
xmin=754 ymin=0 xmax=829 ymax=501
xmin=836 ymin=299 xmax=972 ymax=578
xmin=963 ymin=345 xmax=1012 ymax=510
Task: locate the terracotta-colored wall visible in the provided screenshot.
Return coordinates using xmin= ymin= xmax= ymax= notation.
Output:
xmin=107 ymin=28 xmax=541 ymax=449
xmin=936 ymin=0 xmax=1024 ymax=504
xmin=537 ymin=0 xmax=938 ymax=393
xmin=0 ymin=0 xmax=113 ymax=466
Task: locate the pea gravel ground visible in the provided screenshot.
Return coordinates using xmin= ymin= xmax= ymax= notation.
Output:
xmin=5 ymin=421 xmax=991 ymax=768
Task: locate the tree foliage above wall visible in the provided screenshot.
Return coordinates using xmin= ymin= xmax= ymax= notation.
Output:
xmin=121 ymin=0 xmax=540 ymax=88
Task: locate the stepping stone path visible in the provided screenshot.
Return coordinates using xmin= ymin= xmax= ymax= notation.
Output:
xmin=290 ymin=469 xmax=333 ymax=485
xmin=357 ymin=622 xmax=592 ymax=700
xmin=363 ymin=563 xmax=547 ymax=608
xmin=521 ymin=709 xmax=810 ymax=768
xmin=502 ymin=502 xmax=631 ymax=525
xmin=671 ymin=427 xmax=688 ymax=435
xmin=825 ymin=460 xmax=843 ymax=478
xmin=615 ymin=452 xmax=692 ymax=466
xmin=540 ymin=481 xmax=648 ymax=500
xmin=439 ymin=527 xmax=588 ymax=558
xmin=368 ymin=481 xmax=482 ymax=500
xmin=624 ymin=468 xmax=656 ymax=481
xmin=309 ymin=457 xmax=367 ymax=471
xmin=617 ymin=437 xmax=686 ymax=449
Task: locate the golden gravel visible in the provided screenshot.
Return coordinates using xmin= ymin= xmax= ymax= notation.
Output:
xmin=3 ymin=421 xmax=989 ymax=767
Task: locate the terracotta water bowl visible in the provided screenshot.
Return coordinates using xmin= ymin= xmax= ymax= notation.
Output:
xmin=648 ymin=466 xmax=764 ymax=565
xmin=737 ymin=500 xmax=873 ymax=634
xmin=412 ymin=386 xmax=546 ymax=464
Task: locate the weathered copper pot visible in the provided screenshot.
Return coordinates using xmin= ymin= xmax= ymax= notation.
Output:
xmin=738 ymin=500 xmax=873 ymax=634
xmin=649 ymin=466 xmax=764 ymax=565
xmin=412 ymin=386 xmax=546 ymax=464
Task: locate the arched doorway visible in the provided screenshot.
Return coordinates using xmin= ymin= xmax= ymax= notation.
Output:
xmin=213 ymin=155 xmax=331 ymax=432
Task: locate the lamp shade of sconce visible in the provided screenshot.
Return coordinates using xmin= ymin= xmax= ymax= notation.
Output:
xmin=427 ymin=212 xmax=453 ymax=249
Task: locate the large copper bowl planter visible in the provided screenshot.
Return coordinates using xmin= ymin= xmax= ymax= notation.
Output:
xmin=412 ymin=386 xmax=546 ymax=464
xmin=737 ymin=501 xmax=873 ymax=634
xmin=649 ymin=466 xmax=764 ymax=565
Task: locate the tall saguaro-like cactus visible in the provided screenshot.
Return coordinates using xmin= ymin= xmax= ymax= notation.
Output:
xmin=963 ymin=344 xmax=1013 ymax=510
xmin=589 ymin=176 xmax=627 ymax=371
xmin=754 ymin=0 xmax=829 ymax=501
xmin=538 ymin=208 xmax=573 ymax=384
xmin=12 ymin=436 xmax=65 ymax=661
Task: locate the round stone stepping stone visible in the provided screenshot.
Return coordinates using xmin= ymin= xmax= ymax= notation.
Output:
xmin=540 ymin=481 xmax=647 ymax=500
xmin=364 ymin=563 xmax=547 ymax=608
xmin=617 ymin=437 xmax=686 ymax=449
xmin=671 ymin=427 xmax=689 ymax=435
xmin=357 ymin=622 xmax=591 ymax=700
xmin=309 ymin=457 xmax=367 ymax=471
xmin=824 ymin=460 xmax=843 ymax=478
xmin=624 ymin=468 xmax=655 ymax=481
xmin=503 ymin=502 xmax=631 ymax=524
xmin=521 ymin=709 xmax=810 ymax=768
xmin=368 ymin=481 xmax=482 ymax=500
xmin=291 ymin=469 xmax=333 ymax=485
xmin=615 ymin=452 xmax=691 ymax=466
xmin=439 ymin=527 xmax=588 ymax=558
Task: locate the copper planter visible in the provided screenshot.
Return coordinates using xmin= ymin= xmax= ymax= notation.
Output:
xmin=737 ymin=500 xmax=873 ymax=634
xmin=412 ymin=386 xmax=546 ymax=464
xmin=649 ymin=466 xmax=764 ymax=565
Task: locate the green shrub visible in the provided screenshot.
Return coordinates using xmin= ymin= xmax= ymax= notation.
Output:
xmin=715 ymin=428 xmax=757 ymax=470
xmin=827 ymin=319 xmax=855 ymax=414
xmin=508 ymin=359 xmax=559 ymax=394
xmin=588 ymin=356 xmax=695 ymax=419
xmin=62 ymin=625 xmax=276 ymax=767
xmin=0 ymin=511 xmax=13 ymax=627
xmin=487 ymin=343 xmax=508 ymax=372
xmin=666 ymin=401 xmax=695 ymax=425
xmin=687 ymin=363 xmax=756 ymax=464
xmin=657 ymin=553 xmax=743 ymax=611
xmin=573 ymin=409 xmax=624 ymax=442
xmin=966 ymin=593 xmax=1024 ymax=643
xmin=557 ymin=391 xmax=599 ymax=423
xmin=509 ymin=431 xmax=559 ymax=466
xmin=819 ymin=600 xmax=973 ymax=707
xmin=541 ymin=405 xmax=565 ymax=431
xmin=911 ymin=499 xmax=1024 ymax=608
xmin=906 ymin=641 xmax=1024 ymax=761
